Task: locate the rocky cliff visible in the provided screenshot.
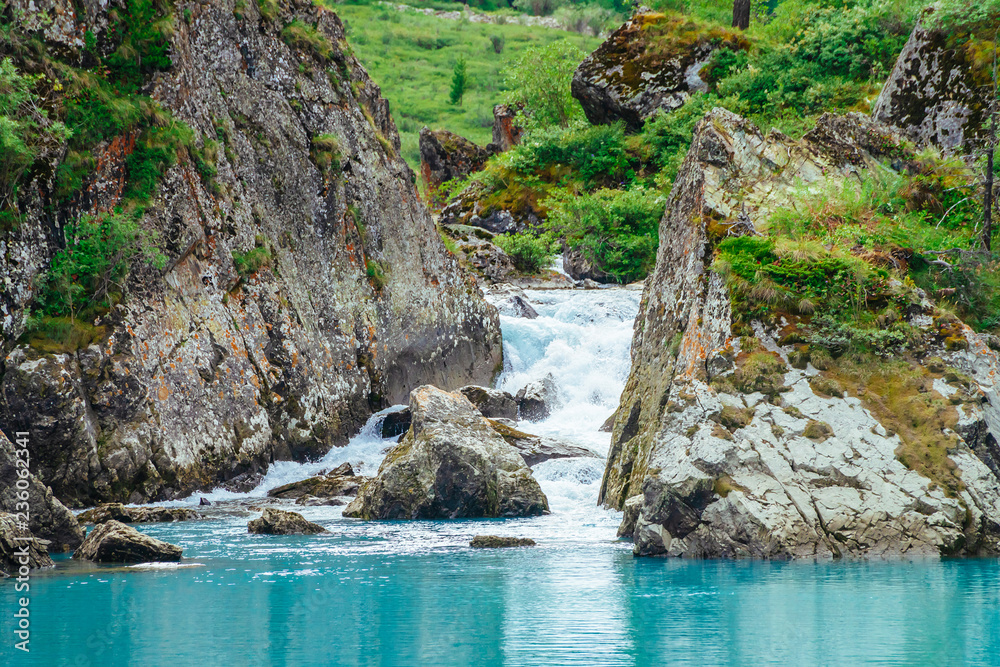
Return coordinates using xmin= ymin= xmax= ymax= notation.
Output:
xmin=0 ymin=0 xmax=501 ymax=506
xmin=604 ymin=108 xmax=1000 ymax=558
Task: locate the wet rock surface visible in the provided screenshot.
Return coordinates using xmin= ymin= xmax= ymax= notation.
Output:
xmin=344 ymin=386 xmax=549 ymax=520
xmin=74 ymin=520 xmax=183 ymax=563
xmin=469 ymin=535 xmax=536 ymax=548
xmin=488 ymin=421 xmax=599 ymax=468
xmin=517 ymin=374 xmax=560 ymax=421
xmin=77 ymin=504 xmax=203 ymax=525
xmin=0 ymin=513 xmax=53 ymax=576
xmin=460 ymin=386 xmax=519 ymax=420
xmin=420 ymin=127 xmax=492 ymax=206
xmin=248 ymin=508 xmax=328 ymax=535
xmin=267 ymin=463 xmax=361 ymax=500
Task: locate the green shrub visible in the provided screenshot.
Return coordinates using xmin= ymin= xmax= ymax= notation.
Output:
xmin=257 ymin=0 xmax=280 ymax=21
xmin=311 ymin=133 xmax=342 ymax=175
xmin=282 ymin=20 xmax=334 ymax=61
xmin=545 ymin=186 xmax=664 ymax=283
xmin=495 ymin=232 xmax=552 ymax=274
xmin=501 ymin=40 xmax=585 ymax=130
xmin=505 ymin=123 xmax=629 ymax=186
xmin=35 ymin=212 xmax=166 ymax=320
xmin=232 ymin=245 xmax=273 ymax=278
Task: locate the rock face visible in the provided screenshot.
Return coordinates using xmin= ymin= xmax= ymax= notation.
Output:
xmin=604 ymin=108 xmax=1000 ymax=558
xmin=439 ymin=224 xmax=516 ymax=284
xmin=344 ymin=386 xmax=548 ymax=520
xmin=76 ymin=504 xmax=202 ymax=525
xmin=459 ymin=385 xmax=519 ymax=420
xmin=267 ymin=463 xmax=360 ymax=499
xmin=571 ymin=13 xmax=745 ymax=130
xmin=873 ymin=20 xmax=991 ymax=151
xmin=487 ymin=284 xmax=538 ymax=319
xmin=0 ymin=0 xmax=501 ymax=507
xmin=563 ymin=247 xmax=612 ymax=283
xmin=419 ymin=128 xmax=492 ymax=207
xmin=0 ymin=513 xmax=53 ymax=577
xmin=247 ymin=508 xmax=328 ymax=535
xmin=0 ymin=430 xmax=84 ymax=552
xmin=517 ymin=374 xmax=560 ymax=421
xmin=73 ymin=520 xmax=183 ymax=563
xmin=490 ymin=103 xmax=524 ymax=152
xmin=470 ymin=535 xmax=535 ymax=548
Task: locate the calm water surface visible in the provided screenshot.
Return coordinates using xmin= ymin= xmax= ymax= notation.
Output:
xmin=4 ymin=288 xmax=999 ymax=666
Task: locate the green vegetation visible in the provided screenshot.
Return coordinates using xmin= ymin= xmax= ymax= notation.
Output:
xmin=311 ymin=133 xmax=343 ymax=176
xmin=232 ymin=243 xmax=274 ymax=279
xmin=327 ymin=1 xmax=602 ymax=168
xmin=449 ymin=57 xmax=468 ymax=106
xmin=494 ymin=231 xmax=553 ymax=273
xmin=366 ymin=259 xmax=388 ymax=290
xmin=281 ymin=19 xmax=334 ymax=61
xmin=502 ymin=40 xmax=585 ymax=130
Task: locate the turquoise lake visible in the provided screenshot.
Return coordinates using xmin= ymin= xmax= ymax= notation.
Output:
xmin=4 ymin=288 xmax=1000 ymax=666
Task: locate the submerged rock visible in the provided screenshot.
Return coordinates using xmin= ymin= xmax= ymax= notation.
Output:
xmin=0 ymin=429 xmax=84 ymax=552
xmin=77 ymin=504 xmax=203 ymax=525
xmin=344 ymin=386 xmax=549 ymax=520
xmin=248 ymin=508 xmax=328 ymax=535
xmin=873 ymin=19 xmax=991 ymax=151
xmin=0 ymin=513 xmax=53 ymax=576
xmin=603 ymin=107 xmax=1000 ymax=558
xmin=459 ymin=385 xmax=519 ymax=420
xmin=488 ymin=284 xmax=538 ymax=320
xmin=572 ymin=13 xmax=747 ymax=130
xmin=74 ymin=520 xmax=183 ymax=563
xmin=470 ymin=535 xmax=536 ymax=548
xmin=516 ymin=374 xmax=560 ymax=421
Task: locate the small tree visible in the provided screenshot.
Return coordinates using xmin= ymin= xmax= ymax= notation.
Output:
xmin=502 ymin=40 xmax=585 ymax=130
xmin=449 ymin=57 xmax=467 ymax=106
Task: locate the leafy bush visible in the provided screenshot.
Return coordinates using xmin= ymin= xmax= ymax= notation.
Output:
xmin=495 ymin=231 xmax=552 ymax=273
xmin=502 ymin=40 xmax=585 ymax=130
xmin=505 ymin=122 xmax=628 ymax=186
xmin=545 ymin=186 xmax=664 ymax=283
xmin=101 ymin=0 xmax=174 ymax=92
xmin=35 ymin=212 xmax=166 ymax=320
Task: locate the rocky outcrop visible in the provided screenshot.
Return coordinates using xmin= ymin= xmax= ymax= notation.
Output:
xmin=419 ymin=128 xmax=492 ymax=207
xmin=267 ymin=462 xmax=360 ymax=499
xmin=0 ymin=0 xmax=501 ymax=507
xmin=490 ymin=103 xmax=523 ymax=153
xmin=76 ymin=504 xmax=202 ymax=524
xmin=0 ymin=513 xmax=53 ymax=577
xmin=73 ymin=520 xmax=183 ymax=563
xmin=516 ymin=374 xmax=560 ymax=421
xmin=488 ymin=420 xmax=599 ymax=467
xmin=439 ymin=224 xmax=516 ymax=284
xmin=873 ymin=18 xmax=991 ymax=151
xmin=459 ymin=385 xmax=519 ymax=420
xmin=0 ymin=430 xmax=84 ymax=552
xmin=487 ymin=284 xmax=538 ymax=319
xmin=563 ymin=247 xmax=612 ymax=283
xmin=343 ymin=385 xmax=548 ymax=520
xmin=439 ymin=182 xmax=542 ymax=235
xmin=248 ymin=508 xmax=328 ymax=535
xmin=469 ymin=535 xmax=535 ymax=548
xmin=604 ymin=108 xmax=1000 ymax=558
xmin=571 ymin=13 xmax=746 ymax=130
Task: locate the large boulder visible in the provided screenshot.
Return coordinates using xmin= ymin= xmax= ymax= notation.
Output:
xmin=439 ymin=224 xmax=516 ymax=284
xmin=562 ymin=246 xmax=612 ymax=283
xmin=0 ymin=513 xmax=53 ymax=577
xmin=516 ymin=374 xmax=560 ymax=421
xmin=267 ymin=463 xmax=361 ymax=500
xmin=873 ymin=18 xmax=992 ymax=152
xmin=469 ymin=535 xmax=535 ymax=548
xmin=77 ymin=504 xmax=203 ymax=524
xmin=603 ymin=107 xmax=1000 ymax=558
xmin=420 ymin=128 xmax=492 ymax=207
xmin=0 ymin=429 xmax=84 ymax=552
xmin=73 ymin=520 xmax=183 ymax=563
xmin=571 ymin=13 xmax=747 ymax=130
xmin=459 ymin=385 xmax=519 ymax=420
xmin=344 ymin=386 xmax=549 ymax=520
xmin=248 ymin=508 xmax=328 ymax=535
xmin=487 ymin=284 xmax=539 ymax=319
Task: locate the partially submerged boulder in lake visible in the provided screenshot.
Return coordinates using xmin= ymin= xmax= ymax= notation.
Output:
xmin=77 ymin=503 xmax=203 ymax=524
xmin=571 ymin=12 xmax=747 ymax=130
xmin=470 ymin=535 xmax=536 ymax=548
xmin=248 ymin=508 xmax=328 ymax=535
xmin=267 ymin=464 xmax=361 ymax=500
xmin=487 ymin=420 xmax=599 ymax=468
xmin=73 ymin=520 xmax=182 ymax=563
xmin=344 ymin=386 xmax=549 ymax=520
xmin=0 ymin=513 xmax=53 ymax=576
xmin=516 ymin=374 xmax=560 ymax=421
xmin=460 ymin=385 xmax=519 ymax=420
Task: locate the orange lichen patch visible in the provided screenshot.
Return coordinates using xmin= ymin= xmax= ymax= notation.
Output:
xmin=157 ymin=386 xmax=169 ymax=401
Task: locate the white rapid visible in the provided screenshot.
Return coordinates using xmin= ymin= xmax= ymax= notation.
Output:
xmin=174 ymin=284 xmax=643 ymax=535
